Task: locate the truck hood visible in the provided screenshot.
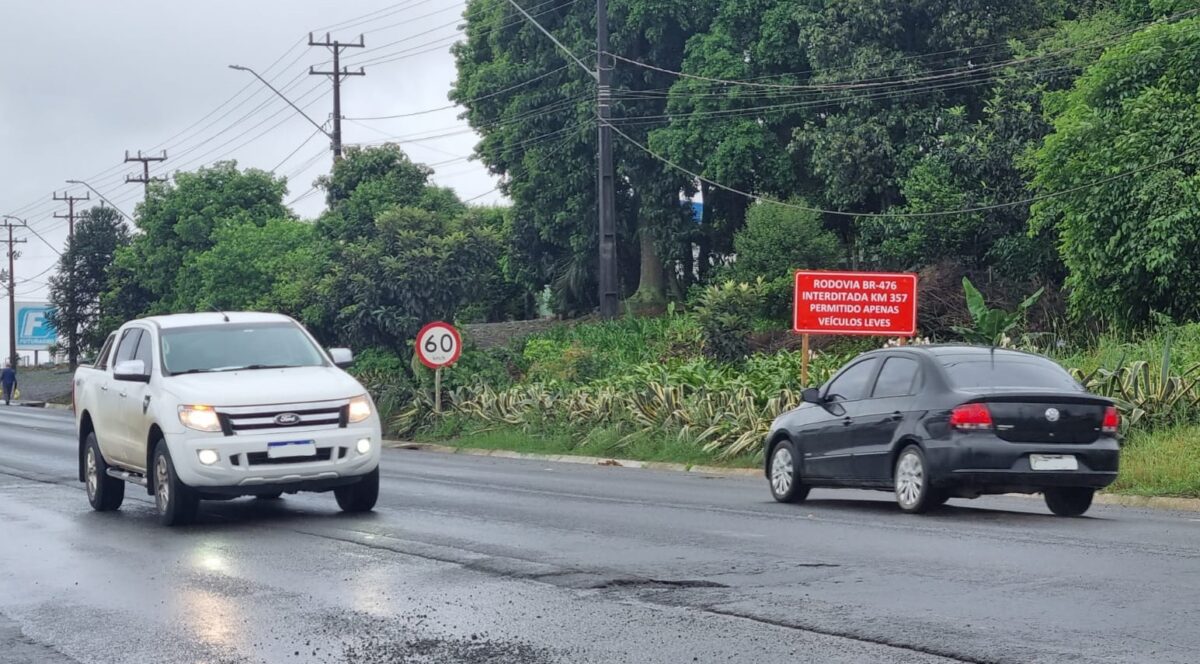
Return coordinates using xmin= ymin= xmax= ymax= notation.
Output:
xmin=162 ymin=366 xmax=367 ymax=407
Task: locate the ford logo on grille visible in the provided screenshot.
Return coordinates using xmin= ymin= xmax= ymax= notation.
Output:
xmin=1045 ymin=408 xmax=1061 ymax=422
xmin=274 ymin=412 xmax=302 ymax=426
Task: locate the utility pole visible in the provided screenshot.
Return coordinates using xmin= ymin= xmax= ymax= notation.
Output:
xmin=1 ymin=218 xmax=28 ymax=369
xmin=53 ymin=193 xmax=88 ymax=370
xmin=125 ymin=150 xmax=168 ymax=196
xmin=595 ymin=0 xmax=618 ymax=318
xmin=308 ymin=33 xmax=365 ymax=160
xmin=53 ymin=191 xmax=90 ymax=241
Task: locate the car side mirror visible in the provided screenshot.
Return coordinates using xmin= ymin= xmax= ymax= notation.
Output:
xmin=329 ymin=348 xmax=353 ymax=369
xmin=114 ymin=360 xmax=150 ymax=383
xmin=801 ymin=387 xmax=824 ymax=405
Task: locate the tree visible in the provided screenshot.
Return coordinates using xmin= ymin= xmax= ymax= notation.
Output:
xmin=103 ymin=161 xmax=290 ymax=326
xmin=452 ymin=0 xmax=711 ymax=312
xmin=1031 ymin=15 xmax=1200 ymax=328
xmin=721 ymin=202 xmax=843 ymax=320
xmin=47 ymin=207 xmax=131 ymax=367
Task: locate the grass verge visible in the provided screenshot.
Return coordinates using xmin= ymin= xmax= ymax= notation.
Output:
xmin=416 ymin=419 xmax=758 ymax=469
xmin=1110 ymin=426 xmax=1200 ymax=498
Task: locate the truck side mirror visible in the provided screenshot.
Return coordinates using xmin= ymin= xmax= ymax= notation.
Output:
xmin=329 ymin=348 xmax=353 ymax=369
xmin=114 ymin=360 xmax=150 ymax=383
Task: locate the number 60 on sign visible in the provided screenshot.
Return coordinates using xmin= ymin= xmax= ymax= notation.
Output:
xmin=416 ymin=322 xmax=462 ymax=369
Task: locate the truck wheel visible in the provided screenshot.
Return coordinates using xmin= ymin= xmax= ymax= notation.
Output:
xmin=153 ymin=443 xmax=199 ymax=526
xmin=334 ymin=467 xmax=379 ymax=513
xmin=84 ymin=434 xmax=125 ymax=511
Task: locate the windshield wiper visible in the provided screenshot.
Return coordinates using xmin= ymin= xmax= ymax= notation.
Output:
xmin=224 ymin=364 xmax=299 ymax=371
xmin=173 ymin=368 xmax=219 ymax=376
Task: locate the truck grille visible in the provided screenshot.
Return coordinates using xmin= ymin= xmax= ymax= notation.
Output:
xmin=218 ymin=403 xmax=348 ymax=435
xmin=245 ymin=448 xmax=335 ymax=466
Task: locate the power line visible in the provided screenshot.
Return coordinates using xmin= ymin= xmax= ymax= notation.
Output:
xmin=606 ymin=120 xmax=1200 ymax=219
xmin=348 ymin=65 xmax=570 ymax=120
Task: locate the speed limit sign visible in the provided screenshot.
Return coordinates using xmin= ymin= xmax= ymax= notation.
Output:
xmin=416 ymin=321 xmax=462 ymax=369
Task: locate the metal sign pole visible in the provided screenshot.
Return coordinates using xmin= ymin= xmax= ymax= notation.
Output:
xmin=435 ymin=367 xmax=442 ymax=415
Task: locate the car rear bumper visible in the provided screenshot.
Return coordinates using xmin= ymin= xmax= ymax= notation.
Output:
xmin=168 ymin=424 xmax=382 ymax=489
xmin=926 ymin=433 xmax=1120 ymax=493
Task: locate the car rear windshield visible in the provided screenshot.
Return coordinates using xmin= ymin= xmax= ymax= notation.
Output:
xmin=940 ymin=354 xmax=1082 ymax=391
xmin=161 ymin=322 xmax=327 ymax=375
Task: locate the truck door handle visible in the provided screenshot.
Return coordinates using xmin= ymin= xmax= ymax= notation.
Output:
xmin=842 ymin=417 xmax=852 ymax=427
xmin=119 ymin=391 xmax=128 ymax=398
xmin=100 ymin=385 xmax=109 ymax=392
xmin=890 ymin=411 xmax=903 ymax=421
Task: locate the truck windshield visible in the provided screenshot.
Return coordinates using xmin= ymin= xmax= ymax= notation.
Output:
xmin=161 ymin=323 xmax=327 ymax=375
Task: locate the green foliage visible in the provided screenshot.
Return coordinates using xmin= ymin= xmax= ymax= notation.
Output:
xmin=47 ymin=207 xmax=131 ymax=363
xmin=721 ymin=203 xmax=842 ymax=319
xmin=951 ymin=277 xmax=1044 ymax=345
xmin=1031 ymin=15 xmax=1200 ymax=329
xmin=103 ymin=162 xmax=290 ymax=325
xmin=693 ymin=280 xmax=763 ymax=363
xmin=1071 ymin=332 xmax=1200 ymax=429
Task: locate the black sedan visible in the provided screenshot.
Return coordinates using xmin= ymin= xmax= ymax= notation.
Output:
xmin=764 ymin=345 xmax=1121 ymax=516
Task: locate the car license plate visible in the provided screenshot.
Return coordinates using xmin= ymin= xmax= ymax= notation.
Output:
xmin=267 ymin=441 xmax=317 ymax=459
xmin=1030 ymin=454 xmax=1078 ymax=471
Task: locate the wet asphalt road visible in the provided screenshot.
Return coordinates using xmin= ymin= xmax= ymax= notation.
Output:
xmin=1 ymin=407 xmax=1198 ymax=664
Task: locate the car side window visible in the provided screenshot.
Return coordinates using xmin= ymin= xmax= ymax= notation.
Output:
xmin=112 ymin=329 xmax=143 ymax=368
xmin=133 ymin=330 xmax=154 ymax=371
xmin=95 ymin=334 xmax=116 ymax=370
xmin=872 ymin=357 xmax=921 ymax=398
xmin=824 ymin=359 xmax=879 ymax=402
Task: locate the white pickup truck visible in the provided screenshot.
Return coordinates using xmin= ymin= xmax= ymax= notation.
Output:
xmin=73 ymin=312 xmax=383 ymax=526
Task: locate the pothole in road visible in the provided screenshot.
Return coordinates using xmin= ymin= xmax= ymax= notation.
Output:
xmin=587 ymin=578 xmax=730 ymax=590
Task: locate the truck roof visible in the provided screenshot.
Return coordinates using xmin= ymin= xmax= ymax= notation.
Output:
xmin=139 ymin=312 xmax=295 ymax=330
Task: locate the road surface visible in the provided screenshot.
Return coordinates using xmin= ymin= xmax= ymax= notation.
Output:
xmin=1 ymin=406 xmax=1197 ymax=663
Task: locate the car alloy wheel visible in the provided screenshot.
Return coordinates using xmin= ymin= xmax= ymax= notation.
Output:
xmin=85 ymin=447 xmax=98 ymax=502
xmin=771 ymin=446 xmax=794 ymax=497
xmin=155 ymin=454 xmax=171 ymax=514
xmin=895 ymin=449 xmax=925 ymax=510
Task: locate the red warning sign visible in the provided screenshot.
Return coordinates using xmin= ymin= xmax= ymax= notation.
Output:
xmin=794 ymin=271 xmax=918 ymax=336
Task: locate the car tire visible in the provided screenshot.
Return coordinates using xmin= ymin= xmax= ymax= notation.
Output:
xmin=84 ymin=434 xmax=125 ymax=512
xmin=153 ymin=443 xmax=200 ymax=527
xmin=335 ymin=467 xmax=379 ymax=513
xmin=768 ymin=440 xmax=811 ymax=503
xmin=894 ymin=445 xmax=938 ymax=514
xmin=1044 ymin=487 xmax=1094 ymax=517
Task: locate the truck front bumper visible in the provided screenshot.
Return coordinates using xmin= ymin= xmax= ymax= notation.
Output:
xmin=169 ymin=425 xmax=381 ymax=490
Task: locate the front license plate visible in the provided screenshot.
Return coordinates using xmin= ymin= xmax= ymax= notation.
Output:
xmin=267 ymin=441 xmax=317 ymax=459
xmin=1030 ymin=454 xmax=1078 ymax=471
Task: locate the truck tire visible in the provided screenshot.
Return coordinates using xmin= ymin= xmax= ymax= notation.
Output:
xmin=84 ymin=434 xmax=125 ymax=512
xmin=334 ymin=467 xmax=379 ymax=513
xmin=153 ymin=443 xmax=200 ymax=526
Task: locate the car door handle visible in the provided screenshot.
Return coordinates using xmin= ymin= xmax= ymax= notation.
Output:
xmin=842 ymin=417 xmax=852 ymax=427
xmin=118 ymin=391 xmax=128 ymax=398
xmin=890 ymin=411 xmax=903 ymax=421
xmin=100 ymin=385 xmax=109 ymax=392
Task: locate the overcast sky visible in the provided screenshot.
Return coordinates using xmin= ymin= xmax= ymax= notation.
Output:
xmin=1 ymin=0 xmax=500 ymax=362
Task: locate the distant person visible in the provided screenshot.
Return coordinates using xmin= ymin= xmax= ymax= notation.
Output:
xmin=1 ymin=361 xmax=15 ymax=406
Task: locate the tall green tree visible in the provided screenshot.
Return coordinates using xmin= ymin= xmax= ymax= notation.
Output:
xmin=47 ymin=207 xmax=131 ymax=366
xmin=102 ymin=161 xmax=289 ymax=326
xmin=1031 ymin=13 xmax=1200 ymax=328
xmin=452 ymin=0 xmax=712 ymax=312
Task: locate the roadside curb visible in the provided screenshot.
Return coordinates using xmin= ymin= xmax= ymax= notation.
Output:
xmin=40 ymin=403 xmax=72 ymax=411
xmin=387 ymin=441 xmax=762 ymax=477
xmin=388 ymin=441 xmax=1200 ymax=512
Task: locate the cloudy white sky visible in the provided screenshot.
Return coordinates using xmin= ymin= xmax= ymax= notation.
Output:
xmin=1 ymin=0 xmax=501 ymax=361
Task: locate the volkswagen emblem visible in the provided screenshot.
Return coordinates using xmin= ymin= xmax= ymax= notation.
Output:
xmin=274 ymin=412 xmax=302 ymax=426
xmin=1044 ymin=408 xmax=1061 ymax=422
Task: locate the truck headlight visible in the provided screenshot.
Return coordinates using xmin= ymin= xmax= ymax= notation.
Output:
xmin=348 ymin=395 xmax=372 ymax=423
xmin=179 ymin=405 xmax=222 ymax=432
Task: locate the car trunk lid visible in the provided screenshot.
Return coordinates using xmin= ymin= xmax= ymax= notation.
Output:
xmin=960 ymin=391 xmax=1110 ymax=444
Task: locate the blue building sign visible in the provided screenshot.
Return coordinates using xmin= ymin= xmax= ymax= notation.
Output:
xmin=16 ymin=302 xmax=57 ymax=350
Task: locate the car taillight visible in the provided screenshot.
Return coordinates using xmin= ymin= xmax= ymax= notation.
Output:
xmin=1102 ymin=406 xmax=1120 ymax=434
xmin=950 ymin=403 xmax=993 ymax=430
